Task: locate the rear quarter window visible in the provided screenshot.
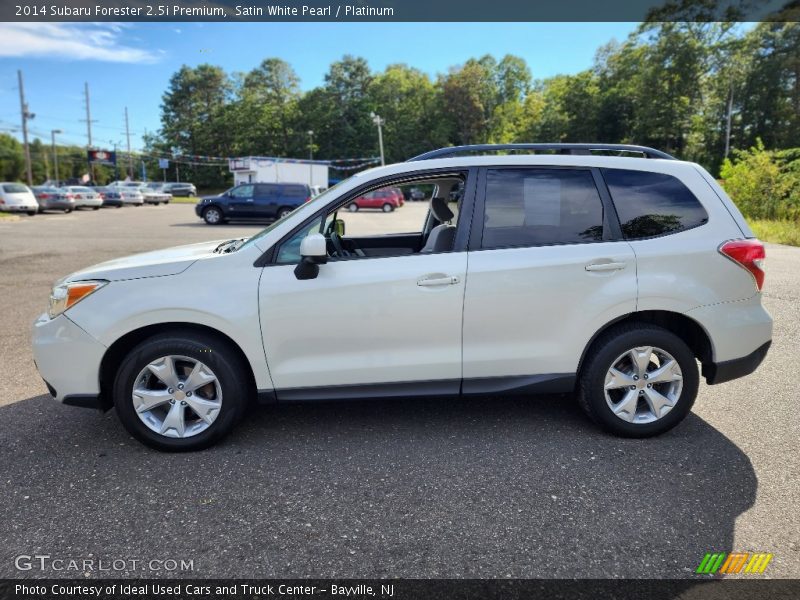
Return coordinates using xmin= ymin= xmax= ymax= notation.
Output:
xmin=601 ymin=169 xmax=709 ymax=239
xmin=282 ymin=185 xmax=309 ymax=197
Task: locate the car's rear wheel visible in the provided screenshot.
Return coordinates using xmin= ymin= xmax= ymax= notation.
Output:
xmin=347 ymin=203 xmax=359 ymax=212
xmin=113 ymin=333 xmax=250 ymax=451
xmin=277 ymin=207 xmax=293 ymax=219
xmin=92 ymin=206 xmax=100 ymax=210
xmin=578 ymin=324 xmax=698 ymax=438
xmin=203 ymin=206 xmax=223 ymax=225
xmin=382 ymin=203 xmax=394 ymax=212
xmin=26 ymin=210 xmax=36 ymax=216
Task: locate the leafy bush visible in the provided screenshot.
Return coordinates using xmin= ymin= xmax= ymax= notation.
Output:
xmin=720 ymin=140 xmax=800 ymax=221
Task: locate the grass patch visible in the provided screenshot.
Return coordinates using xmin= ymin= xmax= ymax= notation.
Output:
xmin=170 ymin=196 xmax=200 ymax=204
xmin=749 ymin=219 xmax=800 ymax=246
xmin=0 ymin=212 xmax=21 ymax=221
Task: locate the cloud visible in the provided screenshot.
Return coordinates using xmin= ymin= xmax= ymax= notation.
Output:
xmin=0 ymin=23 xmax=159 ymax=63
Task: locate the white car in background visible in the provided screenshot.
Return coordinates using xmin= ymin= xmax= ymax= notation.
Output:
xmin=120 ymin=182 xmax=171 ymax=205
xmin=100 ymin=187 xmax=144 ymax=206
xmin=32 ymin=144 xmax=773 ymax=451
xmin=0 ymin=182 xmax=39 ymax=216
xmin=63 ymin=186 xmax=103 ymax=210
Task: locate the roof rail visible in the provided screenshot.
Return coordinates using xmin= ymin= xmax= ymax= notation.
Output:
xmin=407 ymin=143 xmax=676 ymax=161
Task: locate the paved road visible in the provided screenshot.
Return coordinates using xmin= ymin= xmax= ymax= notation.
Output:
xmin=0 ymin=204 xmax=798 ymax=579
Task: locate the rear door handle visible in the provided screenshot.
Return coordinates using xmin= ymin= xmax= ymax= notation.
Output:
xmin=585 ymin=261 xmax=627 ymax=272
xmin=417 ymin=275 xmax=460 ymax=287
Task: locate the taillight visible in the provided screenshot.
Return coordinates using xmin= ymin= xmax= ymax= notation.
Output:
xmin=40 ymin=194 xmax=50 ymax=199
xmin=719 ymin=239 xmax=766 ymax=291
xmin=305 ymin=196 xmax=311 ymax=203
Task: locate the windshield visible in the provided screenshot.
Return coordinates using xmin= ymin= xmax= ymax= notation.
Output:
xmin=238 ymin=180 xmax=347 ymax=250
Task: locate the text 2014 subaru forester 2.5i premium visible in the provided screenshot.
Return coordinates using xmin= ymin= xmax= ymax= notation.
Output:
xmin=32 ymin=144 xmax=772 ymax=451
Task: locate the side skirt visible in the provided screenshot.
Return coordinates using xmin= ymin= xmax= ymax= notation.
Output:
xmin=258 ymin=373 xmax=576 ymax=404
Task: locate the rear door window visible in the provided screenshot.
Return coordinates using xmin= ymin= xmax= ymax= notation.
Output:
xmin=482 ymin=168 xmax=605 ymax=249
xmin=601 ymin=169 xmax=709 ymax=239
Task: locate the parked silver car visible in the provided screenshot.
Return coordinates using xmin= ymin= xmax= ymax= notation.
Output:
xmin=32 ymin=186 xmax=75 ymax=213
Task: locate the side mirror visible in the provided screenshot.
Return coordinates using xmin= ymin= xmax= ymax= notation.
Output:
xmin=294 ymin=233 xmax=327 ymax=280
xmin=299 ymin=233 xmax=327 ymax=260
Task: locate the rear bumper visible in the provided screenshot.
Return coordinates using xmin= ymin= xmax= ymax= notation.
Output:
xmin=2 ymin=204 xmax=38 ymax=212
xmin=703 ymin=340 xmax=771 ymax=385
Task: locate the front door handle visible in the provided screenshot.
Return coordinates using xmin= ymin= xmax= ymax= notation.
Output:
xmin=585 ymin=261 xmax=627 ymax=272
xmin=417 ymin=275 xmax=460 ymax=287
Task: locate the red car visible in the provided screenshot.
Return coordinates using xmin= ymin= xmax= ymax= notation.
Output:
xmin=347 ymin=188 xmax=403 ymax=212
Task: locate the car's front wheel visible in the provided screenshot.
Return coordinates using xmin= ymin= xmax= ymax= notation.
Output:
xmin=382 ymin=203 xmax=394 ymax=212
xmin=347 ymin=203 xmax=359 ymax=212
xmin=113 ymin=333 xmax=250 ymax=451
xmin=203 ymin=206 xmax=223 ymax=225
xmin=578 ymin=324 xmax=698 ymax=438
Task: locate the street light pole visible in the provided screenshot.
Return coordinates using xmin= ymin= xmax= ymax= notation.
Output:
xmin=51 ymin=129 xmax=63 ymax=185
xmin=370 ymin=112 xmax=385 ymax=166
xmin=307 ymin=130 xmax=314 ymax=187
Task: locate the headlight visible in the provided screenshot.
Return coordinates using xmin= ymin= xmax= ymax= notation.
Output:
xmin=48 ymin=280 xmax=107 ymax=319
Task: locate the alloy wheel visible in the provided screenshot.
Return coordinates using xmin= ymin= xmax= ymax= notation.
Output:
xmin=132 ymin=355 xmax=223 ymax=438
xmin=603 ymin=346 xmax=683 ymax=424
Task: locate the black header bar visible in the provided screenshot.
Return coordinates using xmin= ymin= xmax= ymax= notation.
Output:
xmin=4 ymin=0 xmax=799 ymax=22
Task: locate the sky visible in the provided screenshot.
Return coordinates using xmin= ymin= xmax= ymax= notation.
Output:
xmin=0 ymin=22 xmax=639 ymax=153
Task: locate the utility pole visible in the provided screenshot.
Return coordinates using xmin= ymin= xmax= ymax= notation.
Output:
xmin=308 ymin=130 xmax=314 ymax=186
xmin=124 ymin=107 xmax=133 ymax=179
xmin=370 ymin=112 xmax=385 ymax=166
xmin=17 ymin=70 xmax=34 ymax=186
xmin=81 ymin=82 xmax=97 ymax=183
xmin=51 ymin=129 xmax=62 ymax=185
xmin=724 ymin=82 xmax=734 ymax=159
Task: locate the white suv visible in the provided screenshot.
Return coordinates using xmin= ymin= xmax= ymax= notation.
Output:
xmin=32 ymin=144 xmax=772 ymax=451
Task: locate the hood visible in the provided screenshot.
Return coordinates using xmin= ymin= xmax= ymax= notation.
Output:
xmin=64 ymin=239 xmax=229 ymax=283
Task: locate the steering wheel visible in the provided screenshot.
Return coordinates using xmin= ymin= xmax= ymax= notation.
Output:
xmin=330 ymin=231 xmax=350 ymax=257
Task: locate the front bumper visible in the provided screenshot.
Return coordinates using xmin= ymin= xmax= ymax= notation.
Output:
xmin=32 ymin=313 xmax=107 ymax=405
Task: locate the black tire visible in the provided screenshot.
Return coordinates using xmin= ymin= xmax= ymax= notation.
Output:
xmin=113 ymin=332 xmax=250 ymax=451
xmin=26 ymin=210 xmax=36 ymax=216
xmin=277 ymin=206 xmax=293 ymax=219
xmin=92 ymin=206 xmax=100 ymax=210
xmin=578 ymin=323 xmax=698 ymax=438
xmin=203 ymin=206 xmax=224 ymax=225
xmin=65 ymin=208 xmax=72 ymax=213
xmin=347 ymin=203 xmax=359 ymax=212
xmin=382 ymin=203 xmax=394 ymax=213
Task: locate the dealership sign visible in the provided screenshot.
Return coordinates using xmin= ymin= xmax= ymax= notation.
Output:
xmin=88 ymin=150 xmax=116 ymax=166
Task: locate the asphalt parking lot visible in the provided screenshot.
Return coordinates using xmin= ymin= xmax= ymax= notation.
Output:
xmin=0 ymin=203 xmax=798 ymax=580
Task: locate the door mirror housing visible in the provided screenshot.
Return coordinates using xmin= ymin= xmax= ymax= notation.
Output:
xmin=294 ymin=233 xmax=327 ymax=280
xmin=300 ymin=233 xmax=327 ymax=260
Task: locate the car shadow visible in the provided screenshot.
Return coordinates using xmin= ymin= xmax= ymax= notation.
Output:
xmin=0 ymin=393 xmax=755 ymax=586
